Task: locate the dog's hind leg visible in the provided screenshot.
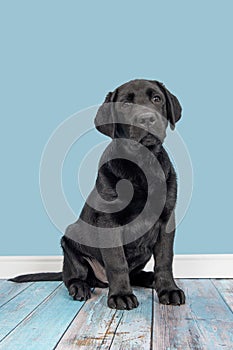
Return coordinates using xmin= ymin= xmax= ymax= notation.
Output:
xmin=61 ymin=236 xmax=91 ymax=301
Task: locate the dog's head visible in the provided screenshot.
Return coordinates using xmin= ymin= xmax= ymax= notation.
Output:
xmin=95 ymin=79 xmax=182 ymax=149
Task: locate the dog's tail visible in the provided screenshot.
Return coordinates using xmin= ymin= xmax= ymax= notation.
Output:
xmin=8 ymin=272 xmax=62 ymax=283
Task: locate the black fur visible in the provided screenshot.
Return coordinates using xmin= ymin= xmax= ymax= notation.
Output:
xmin=10 ymin=79 xmax=185 ymax=309
xmin=9 ymin=272 xmax=62 ymax=282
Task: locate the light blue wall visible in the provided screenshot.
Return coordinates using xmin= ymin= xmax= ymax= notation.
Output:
xmin=1 ymin=1 xmax=232 ymax=255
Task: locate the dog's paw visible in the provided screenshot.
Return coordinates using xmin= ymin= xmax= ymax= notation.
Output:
xmin=68 ymin=280 xmax=91 ymax=301
xmin=108 ymin=293 xmax=139 ymax=310
xmin=158 ymin=288 xmax=185 ymax=305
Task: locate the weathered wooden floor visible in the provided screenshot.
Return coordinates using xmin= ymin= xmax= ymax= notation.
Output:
xmin=0 ymin=279 xmax=232 ymax=349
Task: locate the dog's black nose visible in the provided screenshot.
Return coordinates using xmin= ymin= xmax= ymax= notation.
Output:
xmin=137 ymin=114 xmax=156 ymax=127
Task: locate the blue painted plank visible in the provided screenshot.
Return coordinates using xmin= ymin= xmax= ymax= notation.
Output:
xmin=1 ymin=279 xmax=232 ymax=350
xmin=0 ymin=280 xmax=33 ymax=307
xmin=55 ymin=288 xmax=117 ymax=349
xmin=152 ymin=279 xmax=199 ymax=350
xmin=107 ymin=288 xmax=153 ymax=350
xmin=0 ymin=281 xmax=61 ymax=341
xmin=152 ymin=279 xmax=233 ymax=349
xmin=55 ymin=287 xmax=153 ymax=350
xmin=178 ymin=279 xmax=233 ymax=321
xmin=212 ymin=279 xmax=233 ymax=312
xmin=195 ymin=319 xmax=233 ymax=349
xmin=0 ymin=283 xmax=85 ymax=350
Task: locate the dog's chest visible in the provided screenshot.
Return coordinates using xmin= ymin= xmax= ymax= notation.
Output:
xmin=123 ymin=225 xmax=160 ymax=270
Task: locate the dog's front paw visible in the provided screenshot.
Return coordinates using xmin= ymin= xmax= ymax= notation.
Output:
xmin=68 ymin=280 xmax=91 ymax=301
xmin=158 ymin=288 xmax=185 ymax=305
xmin=108 ymin=293 xmax=139 ymax=310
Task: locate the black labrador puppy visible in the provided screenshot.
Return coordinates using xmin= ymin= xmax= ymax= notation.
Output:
xmin=10 ymin=79 xmax=185 ymax=310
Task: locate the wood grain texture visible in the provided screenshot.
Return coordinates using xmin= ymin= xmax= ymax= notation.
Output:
xmin=0 ymin=283 xmax=83 ymax=350
xmin=1 ymin=279 xmax=233 ymax=350
xmin=55 ymin=288 xmax=117 ymax=349
xmin=0 ymin=281 xmax=61 ymax=341
xmin=55 ymin=287 xmax=153 ymax=350
xmin=0 ymin=280 xmax=33 ymax=307
xmin=153 ymin=279 xmax=233 ymax=350
xmin=108 ymin=288 xmax=152 ymax=350
xmin=211 ymin=279 xmax=233 ymax=312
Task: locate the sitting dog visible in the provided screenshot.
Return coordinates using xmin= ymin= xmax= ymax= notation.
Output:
xmin=10 ymin=79 xmax=185 ymax=310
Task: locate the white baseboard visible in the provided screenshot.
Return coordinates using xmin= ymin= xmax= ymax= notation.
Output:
xmin=0 ymin=255 xmax=232 ymax=279
xmin=0 ymin=256 xmax=63 ymax=280
xmin=145 ymin=254 xmax=233 ymax=278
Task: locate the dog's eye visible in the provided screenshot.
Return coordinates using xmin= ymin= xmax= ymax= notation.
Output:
xmin=152 ymin=95 xmax=161 ymax=103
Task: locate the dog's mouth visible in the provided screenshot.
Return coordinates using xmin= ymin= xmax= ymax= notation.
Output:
xmin=127 ymin=133 xmax=162 ymax=152
xmin=140 ymin=134 xmax=161 ymax=146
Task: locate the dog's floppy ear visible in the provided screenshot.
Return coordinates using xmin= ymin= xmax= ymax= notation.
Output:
xmin=94 ymin=90 xmax=118 ymax=138
xmin=156 ymin=82 xmax=182 ymax=130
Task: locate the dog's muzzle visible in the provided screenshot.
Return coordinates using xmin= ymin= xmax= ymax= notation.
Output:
xmin=134 ymin=112 xmax=166 ymax=141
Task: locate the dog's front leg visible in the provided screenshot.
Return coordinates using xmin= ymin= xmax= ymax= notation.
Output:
xmin=100 ymin=246 xmax=139 ymax=310
xmin=153 ymin=213 xmax=185 ymax=305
